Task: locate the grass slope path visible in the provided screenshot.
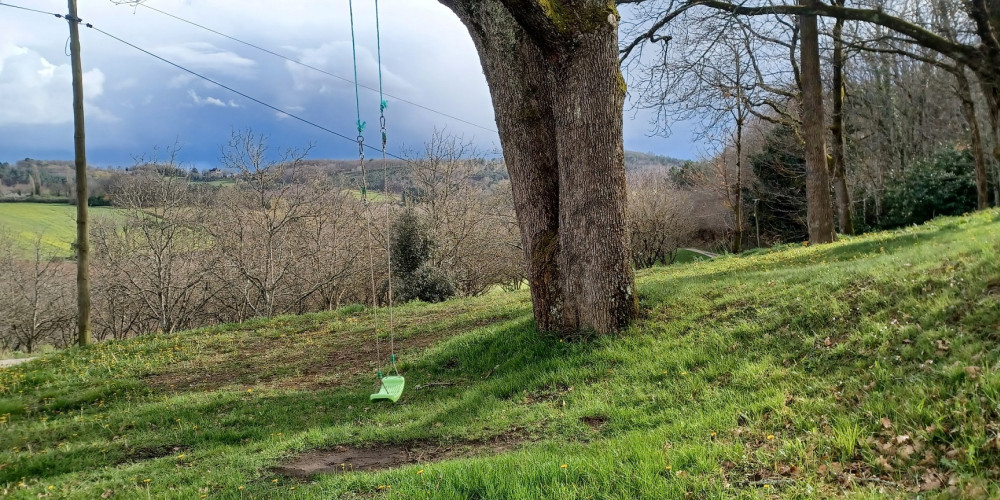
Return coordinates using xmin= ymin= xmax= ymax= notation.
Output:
xmin=0 ymin=359 xmax=33 ymax=369
xmin=1 ymin=210 xmax=999 ymax=499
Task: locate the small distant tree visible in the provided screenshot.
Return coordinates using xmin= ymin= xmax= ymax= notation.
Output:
xmin=404 ymin=132 xmax=524 ymax=296
xmin=390 ymin=209 xmax=455 ymax=303
xmin=627 ymin=172 xmax=699 ymax=267
xmin=208 ymin=129 xmax=321 ymax=319
xmin=93 ymin=168 xmax=217 ymax=335
xmin=881 ymin=146 xmax=978 ymax=228
xmin=0 ymin=234 xmax=75 ymax=352
xmin=748 ymin=124 xmax=808 ymax=244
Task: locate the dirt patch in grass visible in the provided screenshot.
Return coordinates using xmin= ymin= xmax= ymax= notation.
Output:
xmin=146 ymin=305 xmax=523 ymax=393
xmin=274 ymin=434 xmax=525 ymax=479
xmin=580 ymin=415 xmax=608 ymax=431
xmin=116 ymin=444 xmax=190 ymax=464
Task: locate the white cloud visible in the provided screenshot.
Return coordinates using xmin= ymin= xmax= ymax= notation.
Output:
xmin=156 ymin=42 xmax=257 ymax=77
xmin=274 ymin=105 xmax=304 ymax=120
xmin=286 ymin=42 xmax=413 ymax=96
xmin=168 ymin=74 xmax=197 ymax=88
xmin=188 ymin=89 xmax=238 ymax=108
xmin=0 ymin=44 xmax=109 ymax=126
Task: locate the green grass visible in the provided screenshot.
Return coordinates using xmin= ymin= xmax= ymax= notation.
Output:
xmin=346 ymin=189 xmax=394 ymax=202
xmin=2 ymin=210 xmax=999 ymax=498
xmin=674 ymin=248 xmax=714 ymax=264
xmin=197 ymin=179 xmax=236 ymax=187
xmin=0 ymin=203 xmax=123 ymax=257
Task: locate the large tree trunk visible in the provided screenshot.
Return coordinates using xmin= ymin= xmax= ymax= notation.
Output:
xmin=979 ymin=74 xmax=1000 ymax=205
xmin=955 ymin=68 xmax=991 ymax=209
xmin=968 ymin=0 xmax=1000 ymax=205
xmin=798 ymin=0 xmax=836 ymax=244
xmin=830 ymin=7 xmax=855 ymax=235
xmin=441 ymin=0 xmax=638 ymax=334
xmin=733 ymin=117 xmax=743 ymax=253
xmin=454 ymin=1 xmax=563 ymax=332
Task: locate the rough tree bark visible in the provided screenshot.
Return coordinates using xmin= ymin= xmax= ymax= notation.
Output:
xmin=798 ymin=0 xmax=836 ymax=243
xmin=439 ymin=0 xmax=638 ymax=335
xmin=935 ymin=0 xmax=990 ymax=210
xmin=955 ymin=69 xmax=991 ymax=210
xmin=830 ymin=4 xmax=854 ymax=235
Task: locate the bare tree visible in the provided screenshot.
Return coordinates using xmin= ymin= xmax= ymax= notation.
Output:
xmin=627 ymin=171 xmax=699 ymax=267
xmin=829 ymin=0 xmax=855 ymax=234
xmin=92 ymin=163 xmax=218 ymax=334
xmin=405 ymin=132 xmax=524 ymax=296
xmin=0 ymin=234 xmax=75 ymax=353
xmin=209 ymin=130 xmax=323 ymax=319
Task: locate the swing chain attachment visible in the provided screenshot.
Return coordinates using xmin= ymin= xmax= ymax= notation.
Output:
xmin=380 ymin=115 xmax=387 ymax=149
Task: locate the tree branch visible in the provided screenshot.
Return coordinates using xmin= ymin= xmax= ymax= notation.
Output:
xmin=687 ymin=0 xmax=976 ymax=65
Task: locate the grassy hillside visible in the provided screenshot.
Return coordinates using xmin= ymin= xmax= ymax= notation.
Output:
xmin=0 ymin=203 xmax=123 ymax=258
xmin=1 ymin=210 xmax=998 ymax=498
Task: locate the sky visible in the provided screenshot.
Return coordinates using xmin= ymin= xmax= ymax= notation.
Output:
xmin=0 ymin=0 xmax=700 ymax=168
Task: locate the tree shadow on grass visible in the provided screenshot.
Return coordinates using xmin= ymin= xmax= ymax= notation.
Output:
xmin=3 ymin=315 xmax=616 ymax=484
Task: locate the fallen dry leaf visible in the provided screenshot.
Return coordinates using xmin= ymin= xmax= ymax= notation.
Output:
xmin=881 ymin=417 xmax=893 ymax=429
xmin=875 ymin=456 xmax=894 ymax=471
xmin=920 ymin=475 xmax=942 ymax=491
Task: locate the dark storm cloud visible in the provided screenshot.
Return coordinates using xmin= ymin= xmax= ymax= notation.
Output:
xmin=0 ymin=0 xmax=696 ymax=167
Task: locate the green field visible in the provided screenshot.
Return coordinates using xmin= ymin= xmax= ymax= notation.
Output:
xmin=0 ymin=203 xmax=123 ymax=257
xmin=1 ymin=210 xmax=998 ymax=498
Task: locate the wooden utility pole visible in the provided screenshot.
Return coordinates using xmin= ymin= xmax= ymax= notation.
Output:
xmin=67 ymin=0 xmax=91 ymax=346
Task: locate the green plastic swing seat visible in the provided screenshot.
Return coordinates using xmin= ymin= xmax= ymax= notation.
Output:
xmin=370 ymin=375 xmax=405 ymax=402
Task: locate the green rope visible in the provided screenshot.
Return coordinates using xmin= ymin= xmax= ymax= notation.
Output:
xmin=375 ymin=0 xmax=387 ymax=114
xmin=375 ymin=0 xmax=397 ymax=377
xmin=347 ymin=0 xmax=365 ymax=135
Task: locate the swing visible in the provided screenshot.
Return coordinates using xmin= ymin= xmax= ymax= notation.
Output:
xmin=371 ymin=357 xmax=405 ymax=402
xmin=349 ymin=0 xmax=403 ymax=402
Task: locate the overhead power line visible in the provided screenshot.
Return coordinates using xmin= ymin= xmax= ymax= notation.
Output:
xmin=0 ymin=1 xmax=500 ymax=163
xmin=0 ymin=1 xmax=59 ymax=17
xmin=135 ymin=3 xmax=500 ymax=134
xmin=89 ymin=25 xmax=415 ymax=162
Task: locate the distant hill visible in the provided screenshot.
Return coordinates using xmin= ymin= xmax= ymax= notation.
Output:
xmin=623 ymin=151 xmax=688 ymax=172
xmin=0 ymin=159 xmax=115 ymax=201
xmin=1 ymin=150 xmax=686 ymax=199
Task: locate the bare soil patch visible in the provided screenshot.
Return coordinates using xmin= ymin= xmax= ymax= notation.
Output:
xmin=580 ymin=415 xmax=608 ymax=431
xmin=146 ymin=305 xmax=523 ymax=393
xmin=116 ymin=444 xmax=190 ymax=464
xmin=0 ymin=357 xmax=34 ymax=368
xmin=275 ymin=434 xmax=525 ymax=479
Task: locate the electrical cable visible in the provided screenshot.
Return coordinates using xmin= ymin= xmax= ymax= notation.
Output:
xmin=88 ymin=24 xmax=415 ymax=163
xmin=0 ymin=1 xmax=60 ymax=17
